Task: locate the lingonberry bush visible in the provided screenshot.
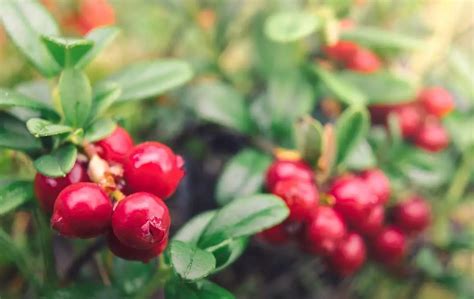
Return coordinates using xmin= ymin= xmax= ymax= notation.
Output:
xmin=1 ymin=1 xmax=473 ymax=299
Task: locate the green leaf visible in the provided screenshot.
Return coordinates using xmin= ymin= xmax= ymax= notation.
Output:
xmin=194 ymin=280 xmax=235 ymax=299
xmin=0 ymin=88 xmax=55 ymax=114
xmin=415 ymin=248 xmax=443 ymax=278
xmin=0 ymin=181 xmax=33 ymax=215
xmin=198 ymin=194 xmax=289 ymax=248
xmin=345 ymin=139 xmax=376 ymax=171
xmin=102 ymin=59 xmax=193 ymax=102
xmin=111 ymin=258 xmax=155 ymax=295
xmin=169 ymin=240 xmax=216 ymax=281
xmin=313 ymin=66 xmax=367 ymax=106
xmin=76 ymin=26 xmax=120 ymax=68
xmin=0 ymin=0 xmax=60 ymax=76
xmin=341 ymin=26 xmax=422 ymax=51
xmin=59 ymin=68 xmax=92 ymax=128
xmin=216 ymin=149 xmax=271 ymax=206
xmin=33 ymin=144 xmax=77 ymax=177
xmin=339 ymin=71 xmax=417 ymax=105
xmin=211 ymin=237 xmax=248 ymax=273
xmin=265 ymin=12 xmax=319 ymax=43
xmin=444 ymin=112 xmax=474 ymax=151
xmin=89 ymin=83 xmax=122 ymax=122
xmin=174 ymin=211 xmax=217 ymax=245
xmin=335 ymin=106 xmax=370 ymax=165
xmin=188 ymin=82 xmax=252 ymax=134
xmin=0 ymin=112 xmax=41 ymax=151
xmin=294 ymin=115 xmax=323 ymax=165
xmin=41 ymin=36 xmax=94 ymax=68
xmin=26 ymin=118 xmax=72 ymax=137
xmin=165 ymin=278 xmax=234 ymax=299
xmin=84 ymin=119 xmax=116 ymax=142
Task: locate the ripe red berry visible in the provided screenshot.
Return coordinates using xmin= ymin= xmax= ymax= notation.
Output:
xmin=372 ymin=226 xmax=406 ymax=265
xmin=112 ymin=192 xmax=170 ymax=249
xmin=303 ymin=207 xmax=347 ymax=256
xmin=265 ymin=160 xmax=314 ymax=191
xmin=77 ymin=0 xmax=115 ymax=35
xmin=345 ymin=48 xmax=380 ymax=73
xmin=393 ymin=104 xmax=423 ymax=138
xmin=95 ymin=126 xmax=133 ymax=164
xmin=392 ymin=197 xmax=431 ymax=234
xmin=324 ymin=40 xmax=359 ymax=62
xmin=418 ymin=87 xmax=454 ymax=118
xmin=360 ymin=169 xmax=390 ymax=205
xmin=272 ymin=179 xmax=319 ymax=221
xmin=123 ymin=142 xmax=185 ymax=199
xmin=414 ymin=120 xmax=449 ymax=152
xmin=330 ymin=176 xmax=378 ymax=225
xmin=51 ymin=183 xmax=112 ymax=238
xmin=34 ymin=161 xmax=88 ymax=213
xmin=328 ymin=233 xmax=366 ymax=276
xmin=258 ymin=222 xmax=291 ymax=245
xmin=352 ymin=205 xmax=384 ymax=238
xmin=107 ymin=231 xmax=168 ymax=263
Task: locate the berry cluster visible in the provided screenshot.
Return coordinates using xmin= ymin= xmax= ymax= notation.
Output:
xmin=34 ymin=126 xmax=184 ymax=262
xmin=324 ymin=40 xmax=381 ymax=73
xmin=371 ymin=87 xmax=454 ymax=152
xmin=259 ymin=159 xmax=431 ymax=276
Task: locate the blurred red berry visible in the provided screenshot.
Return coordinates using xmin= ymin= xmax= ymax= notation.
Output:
xmin=123 ymin=142 xmax=185 ymax=199
xmin=392 ymin=197 xmax=431 ymax=234
xmin=418 ymin=87 xmax=454 ymax=118
xmin=393 ymin=104 xmax=424 ymax=138
xmin=265 ymin=160 xmax=314 ymax=191
xmin=414 ymin=120 xmax=449 ymax=152
xmin=272 ymin=179 xmax=319 ymax=221
xmin=345 ymin=48 xmax=381 ymax=73
xmin=328 ymin=233 xmax=366 ymax=276
xmin=77 ymin=0 xmax=116 ymax=35
xmin=51 ymin=183 xmax=112 ymax=238
xmin=95 ymin=126 xmax=134 ymax=164
xmin=112 ymin=192 xmax=170 ymax=249
xmin=107 ymin=231 xmax=167 ymax=263
xmin=34 ymin=161 xmax=88 ymax=213
xmin=258 ymin=222 xmax=291 ymax=245
xmin=372 ymin=226 xmax=406 ymax=265
xmin=360 ymin=169 xmax=391 ymax=205
xmin=324 ymin=40 xmax=359 ymax=62
xmin=352 ymin=205 xmax=384 ymax=238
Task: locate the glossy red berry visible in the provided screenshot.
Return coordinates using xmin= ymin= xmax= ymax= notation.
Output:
xmin=265 ymin=160 xmax=314 ymax=191
xmin=330 ymin=176 xmax=378 ymax=225
xmin=392 ymin=197 xmax=431 ymax=234
xmin=372 ymin=226 xmax=406 ymax=265
xmin=112 ymin=192 xmax=170 ymax=249
xmin=360 ymin=169 xmax=390 ymax=205
xmin=34 ymin=161 xmax=88 ymax=213
xmin=77 ymin=0 xmax=115 ymax=35
xmin=328 ymin=233 xmax=366 ymax=276
xmin=414 ymin=120 xmax=449 ymax=152
xmin=51 ymin=183 xmax=112 ymax=238
xmin=123 ymin=142 xmax=185 ymax=199
xmin=345 ymin=48 xmax=380 ymax=73
xmin=95 ymin=126 xmax=133 ymax=164
xmin=393 ymin=104 xmax=424 ymax=138
xmin=352 ymin=205 xmax=384 ymax=238
xmin=258 ymin=222 xmax=291 ymax=245
xmin=107 ymin=231 xmax=168 ymax=263
xmin=418 ymin=87 xmax=454 ymax=118
xmin=272 ymin=179 xmax=319 ymax=221
xmin=324 ymin=40 xmax=359 ymax=62
xmin=303 ymin=207 xmax=347 ymax=256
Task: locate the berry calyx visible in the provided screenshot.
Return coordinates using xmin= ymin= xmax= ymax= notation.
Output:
xmin=418 ymin=87 xmax=454 ymax=118
xmin=328 ymin=233 xmax=366 ymax=276
xmin=265 ymin=160 xmax=314 ymax=191
xmin=345 ymin=48 xmax=381 ymax=73
xmin=414 ymin=120 xmax=449 ymax=152
xmin=372 ymin=226 xmax=406 ymax=265
xmin=392 ymin=197 xmax=431 ymax=234
xmin=352 ymin=205 xmax=384 ymax=238
xmin=393 ymin=104 xmax=424 ymax=138
xmin=107 ymin=231 xmax=168 ymax=263
xmin=272 ymin=179 xmax=319 ymax=221
xmin=34 ymin=161 xmax=89 ymax=213
xmin=51 ymin=183 xmax=112 ymax=238
xmin=112 ymin=192 xmax=170 ymax=249
xmin=123 ymin=142 xmax=185 ymax=199
xmin=360 ymin=169 xmax=391 ymax=205
xmin=95 ymin=126 xmax=134 ymax=164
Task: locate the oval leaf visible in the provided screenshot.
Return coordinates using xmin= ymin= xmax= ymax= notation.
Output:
xmin=84 ymin=118 xmax=117 ymax=142
xmin=33 ymin=144 xmax=78 ymax=177
xmin=26 ymin=118 xmax=72 ymax=137
xmin=89 ymin=83 xmax=122 ymax=122
xmin=0 ymin=112 xmax=41 ymax=151
xmin=0 ymin=181 xmax=33 ymax=215
xmin=169 ymin=240 xmax=216 ymax=281
xmin=41 ymin=36 xmax=94 ymax=68
xmin=174 ymin=211 xmax=217 ymax=245
xmin=0 ymin=88 xmax=55 ymax=114
xmin=211 ymin=237 xmax=248 ymax=273
xmin=294 ymin=115 xmax=323 ymax=166
xmin=77 ymin=26 xmax=120 ymax=68
xmin=59 ymin=68 xmax=92 ymax=128
xmin=265 ymin=12 xmax=319 ymax=43
xmin=335 ymin=106 xmax=370 ymax=165
xmin=341 ymin=26 xmax=422 ymax=51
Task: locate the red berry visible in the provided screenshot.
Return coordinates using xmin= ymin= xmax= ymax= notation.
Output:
xmin=265 ymin=160 xmax=314 ymax=191
xmin=107 ymin=231 xmax=168 ymax=263
xmin=34 ymin=161 xmax=88 ymax=213
xmin=303 ymin=207 xmax=347 ymax=256
xmin=324 ymin=40 xmax=359 ymax=62
xmin=272 ymin=179 xmax=319 ymax=221
xmin=77 ymin=0 xmax=115 ymax=35
xmin=393 ymin=104 xmax=424 ymax=138
xmin=95 ymin=126 xmax=133 ymax=164
xmin=112 ymin=192 xmax=170 ymax=249
xmin=352 ymin=205 xmax=384 ymax=238
xmin=258 ymin=222 xmax=291 ymax=245
xmin=414 ymin=120 xmax=449 ymax=152
xmin=372 ymin=226 xmax=406 ymax=265
xmin=330 ymin=176 xmax=378 ymax=225
xmin=345 ymin=48 xmax=380 ymax=73
xmin=328 ymin=233 xmax=366 ymax=276
xmin=123 ymin=142 xmax=185 ymax=199
xmin=418 ymin=87 xmax=454 ymax=118
xmin=392 ymin=197 xmax=431 ymax=234
xmin=51 ymin=183 xmax=112 ymax=238
xmin=360 ymin=169 xmax=390 ymax=205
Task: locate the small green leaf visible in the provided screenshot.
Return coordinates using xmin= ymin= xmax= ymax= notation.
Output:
xmin=174 ymin=211 xmax=217 ymax=245
xmin=194 ymin=280 xmax=235 ymax=299
xmin=169 ymin=240 xmax=216 ymax=281
xmin=265 ymin=12 xmax=319 ymax=43
xmin=89 ymin=83 xmax=122 ymax=122
xmin=341 ymin=26 xmax=422 ymax=51
xmin=335 ymin=106 xmax=370 ymax=165
xmin=33 ymin=144 xmax=77 ymax=177
xmin=165 ymin=278 xmax=235 ymax=299
xmin=41 ymin=36 xmax=94 ymax=68
xmin=415 ymin=248 xmax=443 ymax=278
xmin=77 ymin=26 xmax=120 ymax=68
xmin=198 ymin=194 xmax=289 ymax=248
xmin=211 ymin=237 xmax=248 ymax=273
xmin=26 ymin=118 xmax=72 ymax=137
xmin=84 ymin=119 xmax=116 ymax=142
xmin=0 ymin=88 xmax=55 ymax=114
xmin=345 ymin=140 xmax=376 ymax=171
xmin=59 ymin=68 xmax=92 ymax=128
xmin=216 ymin=149 xmax=271 ymax=206
xmin=0 ymin=112 xmax=41 ymax=151
xmin=294 ymin=115 xmax=323 ymax=165
xmin=0 ymin=181 xmax=33 ymax=215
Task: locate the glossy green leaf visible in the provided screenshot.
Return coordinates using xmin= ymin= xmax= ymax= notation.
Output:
xmin=0 ymin=181 xmax=33 ymax=215
xmin=341 ymin=26 xmax=422 ymax=51
xmin=294 ymin=115 xmax=323 ymax=165
xmin=194 ymin=280 xmax=235 ymax=299
xmin=26 ymin=118 xmax=72 ymax=137
xmin=165 ymin=278 xmax=235 ymax=299
xmin=77 ymin=26 xmax=120 ymax=68
xmin=174 ymin=211 xmax=217 ymax=245
xmin=211 ymin=237 xmax=248 ymax=273
xmin=169 ymin=240 xmax=216 ymax=281
xmin=89 ymin=83 xmax=122 ymax=122
xmin=335 ymin=106 xmax=370 ymax=165
xmin=41 ymin=36 xmax=94 ymax=68
xmin=84 ymin=119 xmax=116 ymax=142
xmin=33 ymin=144 xmax=77 ymax=177
xmin=0 ymin=112 xmax=41 ymax=151
xmin=0 ymin=88 xmax=55 ymax=114
xmin=216 ymin=149 xmax=271 ymax=206
xmin=265 ymin=12 xmax=319 ymax=42
xmin=59 ymin=68 xmax=92 ymax=128
xmin=0 ymin=0 xmax=60 ymax=76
